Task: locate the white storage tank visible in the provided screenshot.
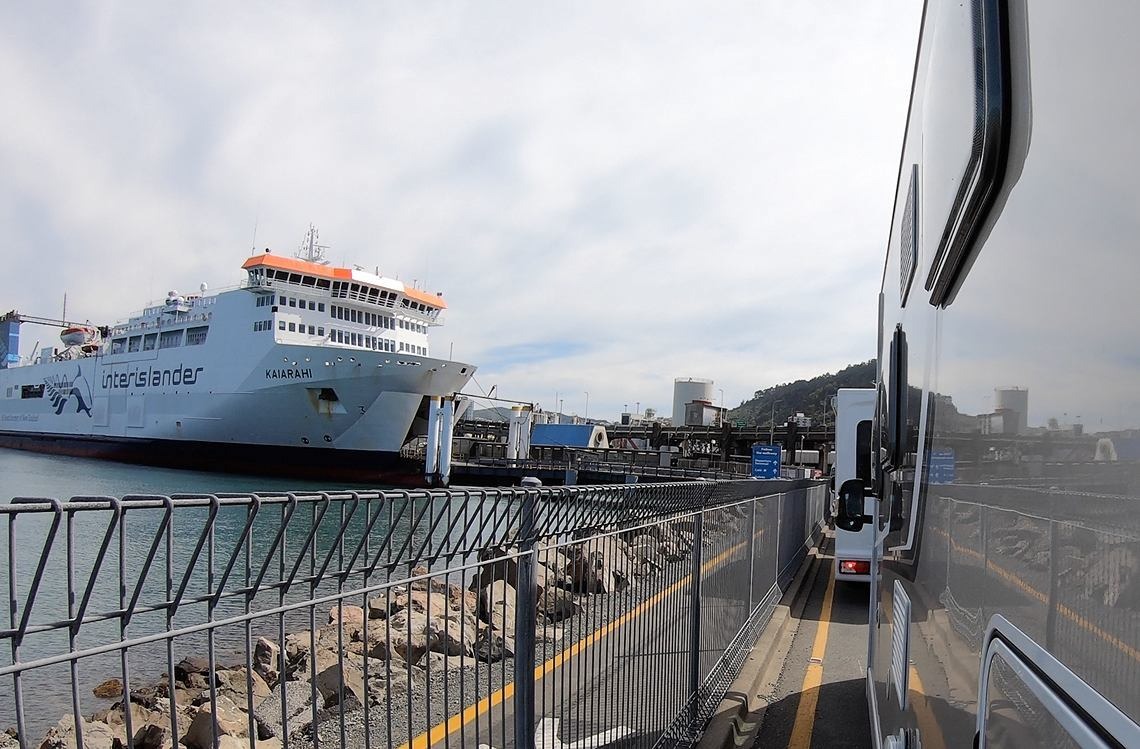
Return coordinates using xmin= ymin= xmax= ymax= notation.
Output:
xmin=673 ymin=377 xmax=715 ymax=426
xmin=994 ymin=386 xmax=1029 ymax=434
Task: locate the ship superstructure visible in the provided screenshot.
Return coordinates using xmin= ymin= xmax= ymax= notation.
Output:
xmin=0 ymin=234 xmax=475 ymax=481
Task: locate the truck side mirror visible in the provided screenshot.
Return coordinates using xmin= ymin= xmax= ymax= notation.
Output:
xmin=836 ymin=479 xmax=874 ymax=533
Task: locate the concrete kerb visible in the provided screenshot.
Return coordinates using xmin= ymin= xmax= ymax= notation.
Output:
xmin=697 ymin=539 xmax=827 ymax=749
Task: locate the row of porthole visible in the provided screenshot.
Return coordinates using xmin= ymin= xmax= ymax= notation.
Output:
xmin=300 ymin=435 xmax=334 ymax=445
xmin=277 ymin=355 xmax=423 ymax=368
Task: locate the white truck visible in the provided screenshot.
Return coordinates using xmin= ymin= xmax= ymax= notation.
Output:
xmin=831 ymin=387 xmax=876 ymax=582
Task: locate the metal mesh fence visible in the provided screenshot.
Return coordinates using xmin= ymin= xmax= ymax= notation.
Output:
xmin=1 ymin=479 xmax=825 ymax=749
xmin=932 ymin=493 xmax=1140 ymax=729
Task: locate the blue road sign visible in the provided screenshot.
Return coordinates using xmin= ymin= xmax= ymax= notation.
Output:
xmin=928 ymin=448 xmax=956 ymax=484
xmin=751 ymin=444 xmax=782 ymax=479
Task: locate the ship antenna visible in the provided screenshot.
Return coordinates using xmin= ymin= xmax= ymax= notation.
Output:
xmin=297 ymin=224 xmax=330 ymax=265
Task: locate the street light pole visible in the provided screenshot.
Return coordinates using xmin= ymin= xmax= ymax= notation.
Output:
xmin=584 ymin=391 xmax=589 ymax=421
xmin=769 ymin=399 xmax=779 ymax=444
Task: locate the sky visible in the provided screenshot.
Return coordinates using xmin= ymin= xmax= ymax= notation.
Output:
xmin=0 ymin=1 xmax=922 ymax=421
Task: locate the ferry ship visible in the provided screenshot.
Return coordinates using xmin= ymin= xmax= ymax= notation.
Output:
xmin=0 ymin=229 xmax=476 ymax=482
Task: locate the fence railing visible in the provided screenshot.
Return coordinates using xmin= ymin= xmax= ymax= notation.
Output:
xmin=1 ymin=480 xmax=825 ymax=749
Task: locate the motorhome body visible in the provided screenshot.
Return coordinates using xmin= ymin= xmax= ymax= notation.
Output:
xmin=845 ymin=0 xmax=1140 ymax=746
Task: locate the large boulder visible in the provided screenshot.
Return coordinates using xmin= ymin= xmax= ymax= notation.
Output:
xmin=92 ymin=678 xmax=123 ymax=700
xmin=182 ymin=696 xmax=249 ymax=749
xmin=567 ymin=550 xmax=629 ymax=594
xmin=37 ymin=717 xmax=117 ymax=749
xmin=253 ymin=637 xmax=281 ymax=688
xmin=174 ymin=657 xmax=211 ymax=685
xmin=628 ymin=538 xmax=666 ymax=574
xmin=252 ymin=681 xmax=317 ymax=740
xmin=427 ymin=611 xmax=478 ymax=656
xmin=479 ymin=581 xmax=519 ymax=633
xmin=327 ymin=605 xmax=366 ymax=628
xmin=314 ymin=656 xmax=367 ymax=708
xmin=473 ymin=628 xmax=514 ymax=664
xmin=132 ymin=723 xmax=174 ymax=749
xmin=537 ymin=586 xmax=579 ymax=623
xmin=216 ymin=667 xmax=272 ymax=709
xmin=386 ymin=610 xmax=432 ymax=664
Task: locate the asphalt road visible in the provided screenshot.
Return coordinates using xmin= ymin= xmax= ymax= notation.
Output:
xmin=749 ymin=546 xmax=873 ymax=749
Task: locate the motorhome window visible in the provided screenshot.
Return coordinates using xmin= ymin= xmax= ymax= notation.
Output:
xmin=21 ymin=384 xmax=44 ymax=399
xmin=857 ymin=420 xmax=873 ymax=489
xmin=921 ymin=0 xmax=1009 ymax=306
xmin=111 ymin=338 xmax=126 ymax=354
xmin=128 ymin=336 xmax=141 ymax=353
xmin=186 ymin=326 xmax=208 ymax=346
xmin=143 ymin=334 xmax=157 ymax=350
xmin=158 ymin=330 xmax=182 ymax=349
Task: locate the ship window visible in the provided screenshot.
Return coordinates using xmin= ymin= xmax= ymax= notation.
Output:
xmin=308 ymin=325 xmax=315 ymax=335
xmin=111 ymin=338 xmax=126 ymax=354
xmin=318 ymin=303 xmax=325 ymax=312
xmin=318 ymin=327 xmax=324 ymax=336
xmin=288 ymin=323 xmax=296 ymax=332
xmin=21 ymin=384 xmax=45 ymax=399
xmin=288 ymin=273 xmax=301 ymax=284
xmin=316 ymin=279 xmax=330 ymax=290
xmin=158 ymin=330 xmax=182 ymax=349
xmin=279 ymin=295 xmax=286 ymax=305
xmin=278 ymin=321 xmax=286 ymax=331
xmin=143 ymin=334 xmax=157 ymax=350
xmin=186 ymin=326 xmax=208 ymax=346
xmin=128 ymin=336 xmax=141 ymax=353
xmin=288 ymin=298 xmax=296 ymax=307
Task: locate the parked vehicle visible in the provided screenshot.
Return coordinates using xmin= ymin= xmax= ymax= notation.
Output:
xmin=831 ymin=388 xmax=876 ymax=582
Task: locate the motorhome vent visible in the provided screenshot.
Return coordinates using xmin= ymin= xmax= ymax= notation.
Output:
xmin=900 ymin=164 xmax=918 ymax=306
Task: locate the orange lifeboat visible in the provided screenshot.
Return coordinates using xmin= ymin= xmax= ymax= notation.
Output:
xmin=60 ymin=325 xmax=97 ymax=347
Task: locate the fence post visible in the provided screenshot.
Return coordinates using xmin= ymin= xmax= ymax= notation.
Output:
xmin=514 ymin=489 xmax=538 ymax=749
xmin=747 ymin=499 xmax=757 ymax=613
xmin=688 ymin=511 xmax=705 ymax=718
xmin=1046 ymin=520 xmax=1059 ymax=650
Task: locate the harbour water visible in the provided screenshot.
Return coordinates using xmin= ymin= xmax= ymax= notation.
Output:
xmin=0 ymin=447 xmax=421 ymax=735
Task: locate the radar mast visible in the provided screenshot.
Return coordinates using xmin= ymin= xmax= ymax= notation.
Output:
xmin=296 ymin=224 xmax=330 ymax=265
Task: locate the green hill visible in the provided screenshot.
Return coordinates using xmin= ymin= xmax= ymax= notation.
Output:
xmin=728 ymin=360 xmax=877 ymax=428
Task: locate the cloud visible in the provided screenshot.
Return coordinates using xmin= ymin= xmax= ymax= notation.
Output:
xmin=0 ymin=0 xmax=921 ymax=418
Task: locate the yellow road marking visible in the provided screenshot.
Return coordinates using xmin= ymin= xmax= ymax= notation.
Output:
xmin=930 ymin=527 xmax=1140 ymax=663
xmin=401 ymin=529 xmax=764 ymax=749
xmin=908 ymin=666 xmax=947 ymax=749
xmin=787 ymin=564 xmax=835 ymax=748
